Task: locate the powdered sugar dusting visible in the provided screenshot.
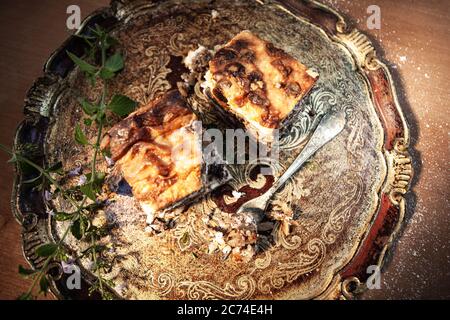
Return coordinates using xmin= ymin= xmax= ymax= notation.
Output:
xmin=323 ymin=0 xmax=450 ymax=299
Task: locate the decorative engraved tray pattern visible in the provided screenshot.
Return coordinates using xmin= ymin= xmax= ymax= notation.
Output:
xmin=12 ymin=0 xmax=412 ymax=300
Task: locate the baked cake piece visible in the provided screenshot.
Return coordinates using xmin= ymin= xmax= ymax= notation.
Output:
xmin=204 ymin=30 xmax=318 ymax=142
xmin=101 ymin=90 xmax=229 ymax=223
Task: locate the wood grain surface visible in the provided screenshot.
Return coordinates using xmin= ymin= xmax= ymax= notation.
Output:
xmin=0 ymin=0 xmax=448 ymax=299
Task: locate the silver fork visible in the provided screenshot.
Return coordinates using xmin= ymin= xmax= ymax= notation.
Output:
xmin=237 ymin=109 xmax=347 ymax=225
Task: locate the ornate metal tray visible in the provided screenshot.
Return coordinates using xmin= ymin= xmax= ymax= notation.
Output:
xmin=12 ymin=0 xmax=412 ymax=300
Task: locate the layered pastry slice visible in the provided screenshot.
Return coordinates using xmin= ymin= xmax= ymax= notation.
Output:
xmin=204 ymin=30 xmax=318 ymax=143
xmin=101 ymin=90 xmax=230 ymax=224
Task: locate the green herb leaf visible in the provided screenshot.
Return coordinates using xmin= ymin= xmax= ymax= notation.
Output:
xmin=35 ymin=243 xmax=58 ymax=257
xmin=99 ymin=68 xmax=115 ymax=80
xmin=48 ymin=161 xmax=63 ymax=172
xmin=86 ymin=172 xmax=105 ymax=189
xmin=39 ymin=276 xmax=49 ymax=294
xmin=18 ymin=265 xmax=36 ymax=277
xmin=104 ymin=52 xmax=124 ymax=73
xmin=102 ymin=149 xmax=112 ymax=158
xmin=54 ymin=212 xmax=74 ymax=221
xmin=108 ymin=94 xmax=137 ymax=117
xmin=7 ymin=154 xmax=17 ymax=164
xmin=71 ymin=219 xmax=83 ymax=240
xmin=84 ymin=118 xmax=93 ymax=126
xmin=78 ymin=98 xmax=98 ymax=116
xmin=80 ymin=183 xmax=96 ymax=201
xmin=74 ymin=124 xmax=89 ymax=145
xmin=67 ymin=51 xmax=97 ymax=75
xmin=79 ymin=171 xmax=105 ymax=201
xmin=22 ymin=172 xmax=43 ymax=184
xmin=71 ymin=217 xmax=88 ymax=240
xmin=93 ymin=172 xmax=106 ymax=184
xmin=17 ymin=292 xmax=33 ymax=300
xmin=104 ymin=35 xmax=118 ymax=49
xmin=82 ymin=244 xmax=107 ymax=256
xmin=74 ymin=33 xmax=96 ymax=43
xmin=95 ymin=110 xmax=106 ymax=124
xmin=91 ymin=24 xmax=106 ymax=38
xmin=47 ymin=162 xmax=64 ymax=176
xmin=87 ymin=74 xmax=97 ymax=86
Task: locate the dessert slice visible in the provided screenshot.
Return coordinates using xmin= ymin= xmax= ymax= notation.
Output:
xmin=101 ymin=90 xmax=229 ymax=223
xmin=205 ymin=30 xmax=318 ymax=142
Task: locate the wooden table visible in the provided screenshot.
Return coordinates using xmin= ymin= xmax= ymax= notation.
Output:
xmin=0 ymin=0 xmax=448 ymax=299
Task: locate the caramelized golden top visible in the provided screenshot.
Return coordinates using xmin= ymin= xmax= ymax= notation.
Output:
xmin=208 ymin=30 xmax=318 ymax=129
xmin=102 ymin=90 xmax=202 ymax=213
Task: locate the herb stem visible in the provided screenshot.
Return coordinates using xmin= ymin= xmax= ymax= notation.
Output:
xmin=87 ymin=40 xmax=108 ymax=298
xmin=4 ymin=27 xmax=131 ymax=300
xmin=90 ymin=234 xmax=104 ymax=295
xmin=89 ymin=32 xmax=107 ymax=186
xmin=23 ymin=197 xmax=86 ymax=298
xmin=0 ymin=144 xmax=83 ymax=211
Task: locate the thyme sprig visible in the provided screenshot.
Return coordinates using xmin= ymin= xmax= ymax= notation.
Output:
xmin=1 ymin=25 xmax=137 ymax=300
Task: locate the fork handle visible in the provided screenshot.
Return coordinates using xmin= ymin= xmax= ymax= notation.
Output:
xmin=268 ymin=110 xmax=346 ymax=196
